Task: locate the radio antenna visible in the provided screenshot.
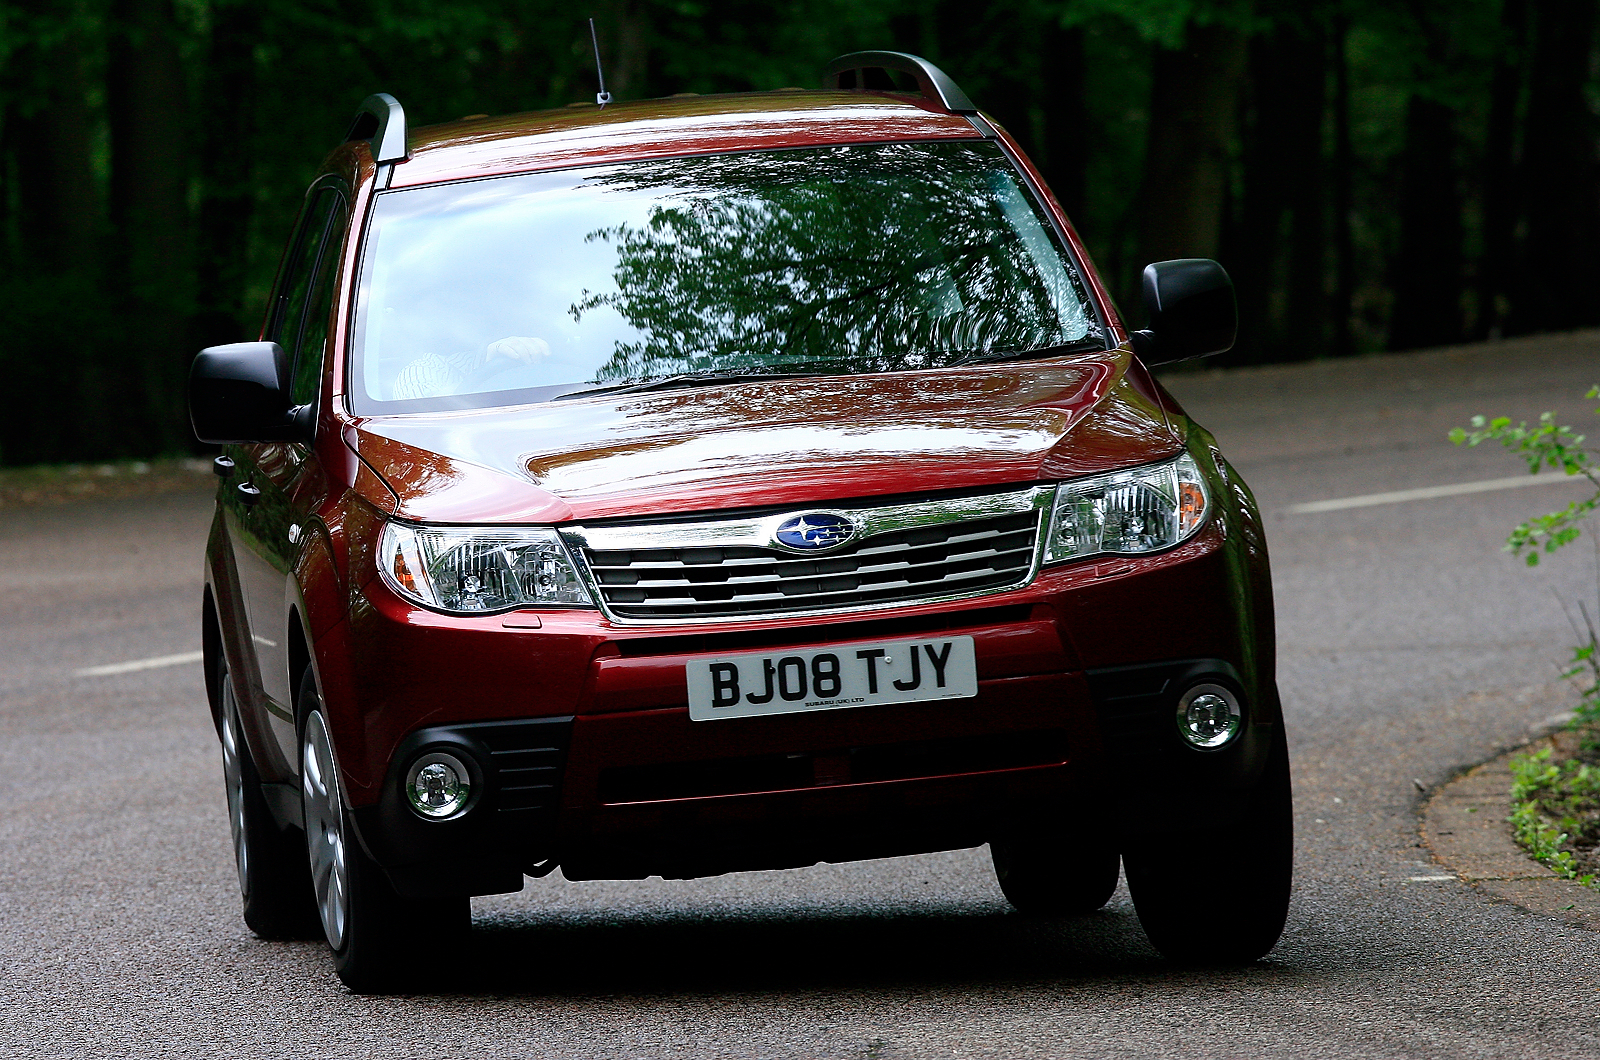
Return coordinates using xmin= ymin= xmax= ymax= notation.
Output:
xmin=588 ymin=18 xmax=612 ymax=106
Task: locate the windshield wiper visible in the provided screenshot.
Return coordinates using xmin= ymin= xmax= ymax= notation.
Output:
xmin=951 ymin=338 xmax=1107 ymax=367
xmin=552 ymin=344 xmax=1105 ymax=401
xmin=554 ymin=371 xmax=826 ymax=399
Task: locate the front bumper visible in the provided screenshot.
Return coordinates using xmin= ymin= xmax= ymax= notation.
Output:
xmin=318 ymin=519 xmax=1277 ymax=895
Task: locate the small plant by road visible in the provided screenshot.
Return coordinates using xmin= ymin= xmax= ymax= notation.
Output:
xmin=1509 ymin=747 xmax=1600 ymax=887
xmin=1450 ymin=387 xmax=1600 ymax=567
xmin=1452 ymin=387 xmax=1600 ymax=726
xmin=1453 ymin=387 xmax=1600 ymax=886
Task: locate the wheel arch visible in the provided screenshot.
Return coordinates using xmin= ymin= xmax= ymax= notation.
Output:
xmin=202 ymin=585 xmax=224 ymax=739
xmin=288 ymin=518 xmax=346 ymax=735
xmin=288 ymin=605 xmax=312 ymax=695
xmin=287 ymin=603 xmax=317 ymax=745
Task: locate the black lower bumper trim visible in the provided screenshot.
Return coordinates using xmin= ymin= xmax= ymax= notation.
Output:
xmin=1085 ymin=657 xmax=1277 ymax=793
xmin=351 ymin=715 xmax=574 ymax=898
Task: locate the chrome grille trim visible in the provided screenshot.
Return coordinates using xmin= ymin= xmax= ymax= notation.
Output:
xmin=562 ymin=485 xmax=1051 ymax=624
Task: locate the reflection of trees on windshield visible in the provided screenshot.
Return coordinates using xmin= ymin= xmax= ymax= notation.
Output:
xmin=569 ymin=143 xmax=1101 ymax=383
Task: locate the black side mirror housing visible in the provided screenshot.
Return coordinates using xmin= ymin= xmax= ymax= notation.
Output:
xmin=189 ymin=341 xmax=310 ymax=444
xmin=1129 ymin=258 xmax=1237 ymax=365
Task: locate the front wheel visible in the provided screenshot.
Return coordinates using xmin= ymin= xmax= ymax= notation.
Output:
xmin=1122 ymin=728 xmax=1294 ymax=964
xmin=299 ymin=673 xmax=468 ymax=993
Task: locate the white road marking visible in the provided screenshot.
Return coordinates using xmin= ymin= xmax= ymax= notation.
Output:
xmin=1286 ymin=473 xmax=1588 ymax=515
xmin=1408 ymin=875 xmax=1457 ymax=882
xmin=74 ymin=651 xmax=205 ymax=677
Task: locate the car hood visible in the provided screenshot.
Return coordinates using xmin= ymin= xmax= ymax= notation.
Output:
xmin=345 ymin=348 xmax=1183 ymax=524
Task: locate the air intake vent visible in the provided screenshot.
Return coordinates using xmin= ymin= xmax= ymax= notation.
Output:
xmin=458 ymin=718 xmax=572 ymax=814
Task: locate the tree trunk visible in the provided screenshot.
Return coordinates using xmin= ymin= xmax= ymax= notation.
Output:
xmin=1477 ymin=0 xmax=1527 ymax=338
xmin=108 ymin=0 xmax=193 ymax=450
xmin=1388 ymin=94 xmax=1464 ymax=350
xmin=1135 ymin=21 xmax=1246 ymax=276
xmin=1228 ymin=20 xmax=1324 ymax=364
xmin=594 ymin=0 xmax=649 ymax=100
xmin=2 ymin=0 xmax=104 ymax=464
xmin=1512 ymin=0 xmax=1600 ymax=333
xmin=10 ymin=1 xmax=98 ymax=274
xmin=1330 ymin=15 xmax=1354 ymax=356
xmin=196 ymin=0 xmax=260 ymax=345
xmin=1041 ymin=23 xmax=1088 ymax=223
xmin=1229 ymin=36 xmax=1284 ymax=366
xmin=1282 ymin=22 xmax=1327 ymax=360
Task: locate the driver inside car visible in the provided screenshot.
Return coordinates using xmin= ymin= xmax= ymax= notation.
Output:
xmin=391 ymin=334 xmax=552 ymax=400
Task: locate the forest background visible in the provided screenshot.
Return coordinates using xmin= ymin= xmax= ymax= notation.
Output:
xmin=1 ymin=0 xmax=1595 ymax=465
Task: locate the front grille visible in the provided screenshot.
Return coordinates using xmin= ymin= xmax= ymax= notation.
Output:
xmin=574 ymin=493 xmax=1045 ymax=621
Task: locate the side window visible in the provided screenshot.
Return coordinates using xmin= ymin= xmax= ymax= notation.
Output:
xmin=290 ymin=201 xmax=350 ymax=407
xmin=270 ymin=188 xmax=336 ymax=347
xmin=268 ymin=186 xmax=344 ymax=406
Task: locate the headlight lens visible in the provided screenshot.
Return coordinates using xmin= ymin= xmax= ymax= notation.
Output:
xmin=377 ymin=522 xmax=595 ymax=612
xmin=1044 ymin=452 xmax=1209 ymax=563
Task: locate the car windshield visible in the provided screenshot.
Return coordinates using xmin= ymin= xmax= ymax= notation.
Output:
xmin=350 ymin=140 xmax=1104 ymax=414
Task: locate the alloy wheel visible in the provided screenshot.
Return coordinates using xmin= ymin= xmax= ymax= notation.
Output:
xmin=218 ymin=674 xmax=249 ymax=896
xmin=302 ymin=710 xmax=349 ymax=950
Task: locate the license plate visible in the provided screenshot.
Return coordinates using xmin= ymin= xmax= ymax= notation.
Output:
xmin=686 ymin=636 xmax=977 ymax=721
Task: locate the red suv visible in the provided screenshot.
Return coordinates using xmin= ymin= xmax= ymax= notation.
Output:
xmin=192 ymin=52 xmax=1291 ymax=991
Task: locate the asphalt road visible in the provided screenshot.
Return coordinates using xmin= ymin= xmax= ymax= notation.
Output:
xmin=4 ymin=331 xmax=1600 ymax=1058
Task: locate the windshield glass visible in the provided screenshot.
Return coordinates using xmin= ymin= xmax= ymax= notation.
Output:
xmin=350 ymin=141 xmax=1104 ymax=415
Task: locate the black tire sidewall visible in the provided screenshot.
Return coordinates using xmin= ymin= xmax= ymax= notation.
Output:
xmin=991 ymin=829 xmax=1121 ymax=915
xmin=1123 ymin=727 xmax=1294 ymax=963
xmin=218 ymin=655 xmax=318 ymax=939
xmin=300 ymin=673 xmax=468 ymax=992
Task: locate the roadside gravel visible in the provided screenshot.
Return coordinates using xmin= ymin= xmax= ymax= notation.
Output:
xmin=1423 ymin=729 xmax=1600 ymax=929
xmin=0 ymin=457 xmax=213 ymax=509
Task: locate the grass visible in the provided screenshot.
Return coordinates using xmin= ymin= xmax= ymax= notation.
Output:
xmin=1508 ymin=733 xmax=1600 ymax=889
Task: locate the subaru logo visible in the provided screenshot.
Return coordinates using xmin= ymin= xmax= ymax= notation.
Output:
xmin=773 ymin=512 xmax=856 ymax=552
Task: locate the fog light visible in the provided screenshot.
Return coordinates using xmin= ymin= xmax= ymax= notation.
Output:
xmin=1176 ymin=683 xmax=1243 ymax=750
xmin=405 ymin=751 xmax=473 ymax=819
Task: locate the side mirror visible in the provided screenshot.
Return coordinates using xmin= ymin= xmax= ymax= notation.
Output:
xmin=1129 ymin=258 xmax=1237 ymax=365
xmin=189 ymin=342 xmax=311 ymax=444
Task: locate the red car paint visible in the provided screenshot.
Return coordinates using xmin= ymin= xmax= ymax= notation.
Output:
xmin=202 ymin=88 xmax=1279 ymax=892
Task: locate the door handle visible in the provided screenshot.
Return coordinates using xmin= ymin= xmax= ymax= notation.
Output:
xmin=237 ymin=481 xmax=262 ymax=507
xmin=213 ymin=454 xmax=235 ymax=477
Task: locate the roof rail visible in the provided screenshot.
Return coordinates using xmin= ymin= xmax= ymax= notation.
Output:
xmin=823 ymin=51 xmax=977 ymax=115
xmin=345 ymin=93 xmax=408 ymax=164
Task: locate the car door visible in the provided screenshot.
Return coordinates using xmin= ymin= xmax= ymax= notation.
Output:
xmin=230 ymin=180 xmax=348 ymax=764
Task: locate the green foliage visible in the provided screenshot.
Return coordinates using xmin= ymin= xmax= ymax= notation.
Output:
xmin=1049 ymin=0 xmax=1255 ymax=45
xmin=5 ymin=0 xmax=1600 ymax=462
xmin=1469 ymin=393 xmax=1600 ymax=886
xmin=570 ymin=143 xmax=1096 ymax=380
xmin=1508 ymin=746 xmax=1600 ymax=888
xmin=1449 ymin=386 xmax=1600 ymax=565
xmin=1453 ymin=388 xmax=1600 ymax=734
xmin=1560 ymin=609 xmax=1600 ymax=732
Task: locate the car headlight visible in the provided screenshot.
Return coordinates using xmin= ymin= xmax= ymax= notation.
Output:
xmin=1044 ymin=452 xmax=1208 ymax=563
xmin=377 ymin=522 xmax=595 ymax=612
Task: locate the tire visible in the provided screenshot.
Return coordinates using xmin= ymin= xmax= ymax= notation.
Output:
xmin=298 ymin=672 xmax=469 ymax=993
xmin=990 ymin=828 xmax=1120 ymax=915
xmin=1122 ymin=728 xmax=1294 ymax=964
xmin=216 ymin=657 xmax=320 ymax=939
